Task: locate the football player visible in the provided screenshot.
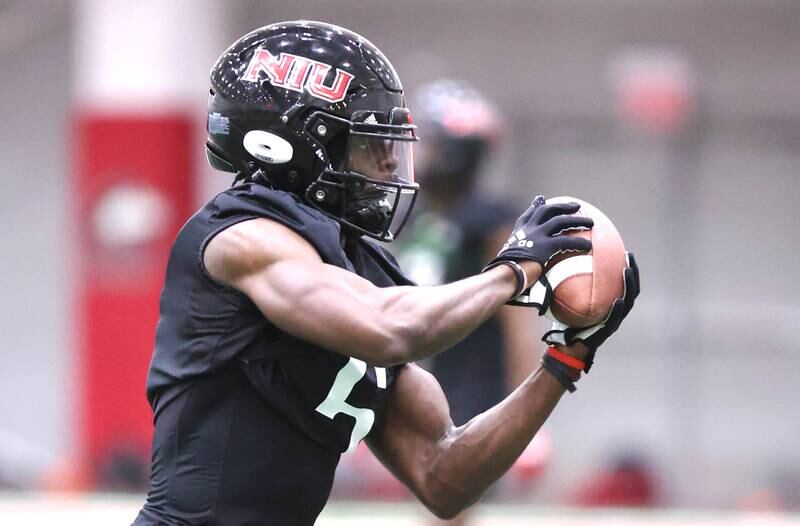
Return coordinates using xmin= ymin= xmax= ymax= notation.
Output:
xmin=132 ymin=20 xmax=640 ymax=526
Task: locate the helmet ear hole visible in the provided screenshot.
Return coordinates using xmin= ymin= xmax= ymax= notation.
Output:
xmin=243 ymin=131 xmax=294 ymax=164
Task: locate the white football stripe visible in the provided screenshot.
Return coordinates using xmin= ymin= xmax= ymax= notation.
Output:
xmin=546 ymin=255 xmax=593 ymax=289
xmin=543 ymin=255 xmax=594 ymax=323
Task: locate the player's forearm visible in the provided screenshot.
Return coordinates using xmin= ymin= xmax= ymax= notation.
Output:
xmin=378 ymin=265 xmax=521 ymax=364
xmin=425 ymin=366 xmax=565 ymax=516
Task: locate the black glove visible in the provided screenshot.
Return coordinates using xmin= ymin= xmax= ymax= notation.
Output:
xmin=543 ymin=252 xmax=641 ymax=372
xmin=483 ymin=195 xmax=593 ymax=303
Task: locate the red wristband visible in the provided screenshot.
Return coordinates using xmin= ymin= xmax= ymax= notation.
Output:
xmin=546 ymin=346 xmax=586 ymax=371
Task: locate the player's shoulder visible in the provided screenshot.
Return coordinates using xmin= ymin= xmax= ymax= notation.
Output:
xmin=210 ymin=181 xmax=348 ymax=249
xmin=204 ymin=217 xmax=319 ymax=288
xmin=202 ymin=184 xmax=342 ymax=282
xmin=216 ymin=216 xmax=320 ymax=264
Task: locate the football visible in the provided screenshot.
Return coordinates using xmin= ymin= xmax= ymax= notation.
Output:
xmin=544 ymin=196 xmax=627 ymax=328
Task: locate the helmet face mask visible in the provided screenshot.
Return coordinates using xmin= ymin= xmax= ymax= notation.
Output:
xmin=205 ymin=20 xmax=419 ymax=242
xmin=305 ymin=108 xmax=419 ymax=242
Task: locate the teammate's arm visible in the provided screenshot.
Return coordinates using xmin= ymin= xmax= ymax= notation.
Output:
xmin=366 ymin=344 xmax=587 ymax=519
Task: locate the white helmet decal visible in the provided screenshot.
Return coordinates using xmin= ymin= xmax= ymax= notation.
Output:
xmin=243 ymin=130 xmax=294 ymax=164
xmin=240 ymin=49 xmax=355 ymax=104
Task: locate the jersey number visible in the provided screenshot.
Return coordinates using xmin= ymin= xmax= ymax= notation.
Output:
xmin=315 ymin=357 xmax=387 ymax=452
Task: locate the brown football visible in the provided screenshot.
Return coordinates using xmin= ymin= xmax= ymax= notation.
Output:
xmin=544 ymin=196 xmax=627 ymax=328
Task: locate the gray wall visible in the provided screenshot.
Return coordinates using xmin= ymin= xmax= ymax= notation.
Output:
xmin=1 ymin=0 xmax=798 ymax=506
xmin=0 ymin=2 xmax=72 ymax=483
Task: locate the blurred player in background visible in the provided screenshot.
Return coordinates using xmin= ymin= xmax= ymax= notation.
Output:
xmin=396 ymin=80 xmax=548 ymax=525
xmin=133 ymin=20 xmax=640 ymax=526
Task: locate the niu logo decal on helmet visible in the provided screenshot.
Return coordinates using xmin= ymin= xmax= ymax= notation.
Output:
xmin=205 ymin=20 xmax=419 ymax=242
xmin=240 ymin=50 xmax=355 ymax=104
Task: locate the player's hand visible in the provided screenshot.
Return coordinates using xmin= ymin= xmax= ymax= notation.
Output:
xmin=494 ymin=195 xmax=594 ymax=268
xmin=483 ymin=195 xmax=593 ymax=304
xmin=542 ymin=252 xmax=640 ymax=372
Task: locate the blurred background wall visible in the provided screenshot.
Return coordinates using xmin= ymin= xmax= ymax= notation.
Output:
xmin=0 ymin=0 xmax=798 ymax=510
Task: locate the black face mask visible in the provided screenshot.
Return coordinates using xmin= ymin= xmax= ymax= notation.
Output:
xmin=303 ymin=108 xmax=420 ymax=242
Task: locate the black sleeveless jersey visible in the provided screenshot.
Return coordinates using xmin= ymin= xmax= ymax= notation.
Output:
xmin=137 ymin=183 xmax=413 ymax=525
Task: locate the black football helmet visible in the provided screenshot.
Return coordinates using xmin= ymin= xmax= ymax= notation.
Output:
xmin=411 ymin=80 xmax=502 ymax=196
xmin=206 ymin=20 xmax=419 ymax=242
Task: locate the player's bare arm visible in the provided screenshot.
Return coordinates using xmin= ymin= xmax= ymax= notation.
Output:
xmin=366 ymin=249 xmax=641 ymax=519
xmin=205 ymin=193 xmax=596 ymax=367
xmin=205 ymin=217 xmax=534 ymax=366
xmin=366 ymin=346 xmax=585 ymax=519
